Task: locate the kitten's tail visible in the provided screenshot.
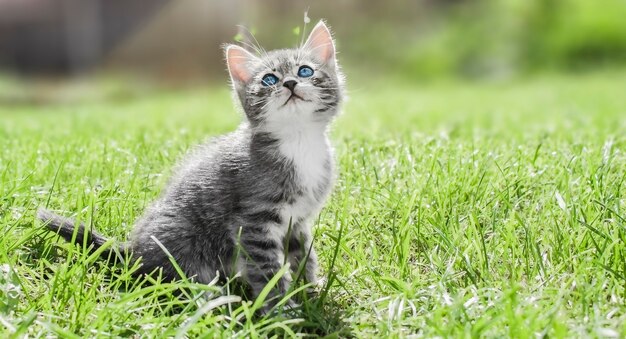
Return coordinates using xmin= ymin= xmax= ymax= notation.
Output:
xmin=37 ymin=208 xmax=125 ymax=260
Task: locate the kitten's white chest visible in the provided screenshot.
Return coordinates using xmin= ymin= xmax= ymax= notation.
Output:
xmin=276 ymin=125 xmax=332 ymax=223
xmin=282 ymin=132 xmax=329 ymax=190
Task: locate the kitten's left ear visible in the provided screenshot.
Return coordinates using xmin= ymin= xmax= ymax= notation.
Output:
xmin=225 ymin=44 xmax=259 ymax=86
xmin=303 ymin=20 xmax=336 ymax=68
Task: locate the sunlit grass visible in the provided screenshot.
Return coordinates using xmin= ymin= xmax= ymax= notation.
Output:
xmin=1 ymin=71 xmax=625 ymax=337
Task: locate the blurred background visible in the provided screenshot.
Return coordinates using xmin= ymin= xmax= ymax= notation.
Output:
xmin=1 ymin=0 xmax=626 ymax=97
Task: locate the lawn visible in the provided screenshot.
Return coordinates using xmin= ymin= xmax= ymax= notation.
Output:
xmin=1 ymin=70 xmax=625 ymax=337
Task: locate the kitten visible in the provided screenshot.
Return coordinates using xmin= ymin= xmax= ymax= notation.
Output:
xmin=37 ymin=20 xmax=344 ymax=309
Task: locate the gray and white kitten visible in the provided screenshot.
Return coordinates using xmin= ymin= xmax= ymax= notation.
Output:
xmin=37 ymin=20 xmax=344 ymax=308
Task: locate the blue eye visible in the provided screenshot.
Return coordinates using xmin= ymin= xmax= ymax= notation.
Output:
xmin=261 ymin=74 xmax=279 ymax=86
xmin=297 ymin=66 xmax=314 ymax=78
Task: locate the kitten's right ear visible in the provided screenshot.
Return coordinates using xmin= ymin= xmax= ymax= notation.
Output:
xmin=225 ymin=44 xmax=259 ymax=86
xmin=303 ymin=20 xmax=336 ymax=68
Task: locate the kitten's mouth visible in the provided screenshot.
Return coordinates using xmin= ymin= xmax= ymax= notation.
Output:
xmin=282 ymin=93 xmax=307 ymax=106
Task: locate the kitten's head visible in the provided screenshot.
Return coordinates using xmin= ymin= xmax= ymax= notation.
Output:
xmin=225 ymin=20 xmax=344 ymax=129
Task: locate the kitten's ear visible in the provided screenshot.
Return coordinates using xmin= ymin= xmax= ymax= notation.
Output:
xmin=225 ymin=44 xmax=259 ymax=85
xmin=303 ymin=20 xmax=336 ymax=67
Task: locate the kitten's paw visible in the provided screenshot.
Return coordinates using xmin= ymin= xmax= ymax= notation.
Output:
xmin=304 ymin=276 xmax=326 ymax=296
xmin=258 ymin=298 xmax=300 ymax=316
xmin=284 ymin=298 xmax=301 ymax=310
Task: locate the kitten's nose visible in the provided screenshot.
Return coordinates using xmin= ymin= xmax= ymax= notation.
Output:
xmin=283 ymin=80 xmax=297 ymax=92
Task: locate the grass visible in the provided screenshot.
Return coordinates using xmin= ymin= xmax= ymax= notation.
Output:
xmin=1 ymin=70 xmax=626 ymax=337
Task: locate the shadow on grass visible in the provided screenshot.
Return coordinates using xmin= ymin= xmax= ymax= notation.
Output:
xmin=208 ymin=279 xmax=354 ymax=337
xmin=293 ymin=295 xmax=353 ymax=337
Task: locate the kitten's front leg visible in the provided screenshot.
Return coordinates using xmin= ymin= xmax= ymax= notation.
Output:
xmin=287 ymin=229 xmax=318 ymax=287
xmin=238 ymin=228 xmax=294 ymax=310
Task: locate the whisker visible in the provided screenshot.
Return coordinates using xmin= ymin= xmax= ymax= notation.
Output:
xmin=258 ymin=94 xmax=279 ymax=110
xmin=250 ymin=98 xmax=268 ymax=107
xmin=236 ymin=25 xmax=267 ymax=58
